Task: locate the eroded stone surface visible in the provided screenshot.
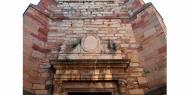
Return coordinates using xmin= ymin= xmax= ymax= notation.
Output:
xmin=23 ymin=0 xmax=166 ymax=95
xmin=82 ymin=35 xmax=99 ymax=52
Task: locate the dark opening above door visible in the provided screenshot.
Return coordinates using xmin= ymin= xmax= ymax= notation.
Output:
xmin=68 ymin=92 xmax=112 ymax=95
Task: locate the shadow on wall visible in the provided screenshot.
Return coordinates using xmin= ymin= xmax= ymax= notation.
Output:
xmin=23 ymin=90 xmax=34 ymax=95
xmin=145 ymin=84 xmax=166 ymax=95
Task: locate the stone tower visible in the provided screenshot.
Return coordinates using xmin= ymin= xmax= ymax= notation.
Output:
xmin=23 ymin=0 xmax=166 ymax=95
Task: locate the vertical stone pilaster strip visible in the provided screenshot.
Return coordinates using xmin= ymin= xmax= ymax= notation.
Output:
xmin=118 ymin=79 xmax=127 ymax=95
xmin=53 ymin=81 xmax=62 ymax=95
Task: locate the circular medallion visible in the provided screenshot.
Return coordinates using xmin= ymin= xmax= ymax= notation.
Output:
xmin=82 ymin=35 xmax=99 ymax=52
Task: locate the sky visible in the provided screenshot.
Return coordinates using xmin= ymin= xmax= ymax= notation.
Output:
xmin=0 ymin=0 xmax=190 ymax=95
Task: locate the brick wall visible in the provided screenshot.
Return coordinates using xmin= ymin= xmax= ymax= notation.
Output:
xmin=45 ymin=0 xmax=142 ymax=62
xmin=23 ymin=0 xmax=166 ymax=94
xmin=47 ymin=19 xmax=140 ymax=61
xmin=131 ymin=5 xmax=166 ymax=89
xmin=23 ymin=5 xmax=50 ymax=94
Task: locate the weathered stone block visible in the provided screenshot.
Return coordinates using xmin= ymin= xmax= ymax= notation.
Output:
xmin=115 ymin=34 xmax=123 ymax=37
xmin=38 ymin=69 xmax=49 ymax=73
xmin=137 ymin=77 xmax=148 ymax=88
xmin=31 ymin=50 xmax=45 ymax=58
xmin=121 ymin=44 xmax=130 ymax=48
xmin=129 ymin=89 xmax=144 ymax=95
xmin=129 ymin=72 xmax=143 ymax=77
xmin=129 ymin=63 xmax=139 ymax=67
xmin=45 ymin=80 xmax=52 ymax=85
xmin=32 ymin=84 xmax=45 ymax=90
xmin=40 ymin=64 xmax=51 ymax=69
xmin=144 ymin=28 xmax=156 ymax=38
xmin=110 ymin=24 xmax=121 ymax=27
xmin=158 ymin=45 xmax=166 ymax=54
xmin=40 ymin=73 xmax=50 ymax=78
xmin=35 ymin=90 xmax=48 ymax=94
xmin=132 ymin=68 xmax=144 ymax=72
xmin=128 ymin=53 xmax=139 ymax=63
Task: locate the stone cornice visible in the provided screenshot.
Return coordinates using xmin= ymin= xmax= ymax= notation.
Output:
xmin=50 ymin=59 xmax=130 ymax=64
xmin=23 ymin=3 xmax=155 ymax=21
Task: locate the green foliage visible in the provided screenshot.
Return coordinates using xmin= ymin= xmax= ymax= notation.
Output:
xmin=107 ymin=40 xmax=117 ymax=53
xmin=69 ymin=37 xmax=82 ymax=49
xmin=144 ymin=69 xmax=150 ymax=75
